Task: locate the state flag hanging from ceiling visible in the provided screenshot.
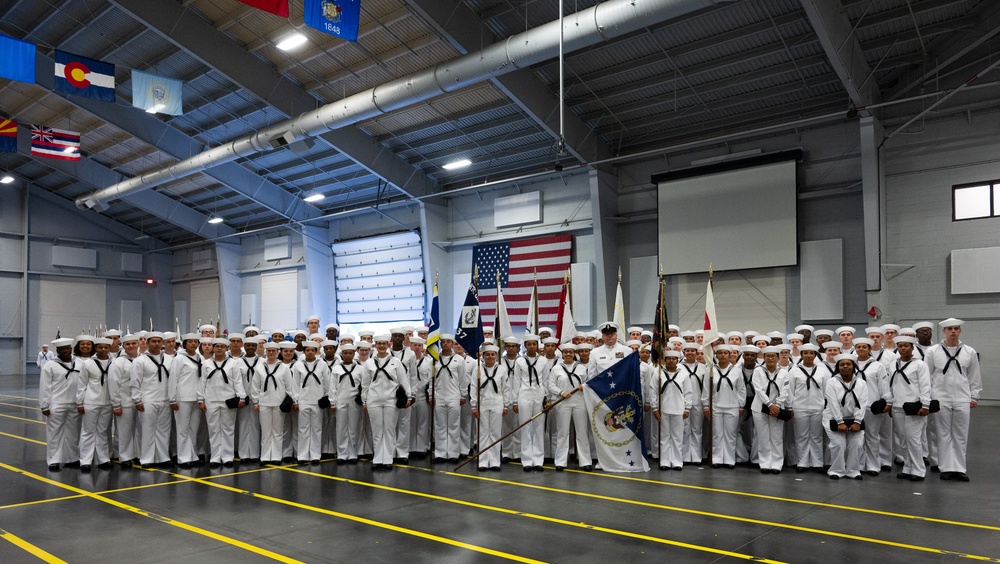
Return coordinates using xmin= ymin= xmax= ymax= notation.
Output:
xmin=236 ymin=0 xmax=289 ymax=17
xmin=31 ymin=125 xmax=80 ymax=161
xmin=132 ymin=69 xmax=183 ymax=115
xmin=0 ymin=35 xmax=36 ymax=84
xmin=54 ymin=50 xmax=115 ymax=102
xmin=305 ymin=0 xmax=361 ymax=42
xmin=0 ymin=119 xmax=17 ymax=154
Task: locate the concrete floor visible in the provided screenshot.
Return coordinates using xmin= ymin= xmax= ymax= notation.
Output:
xmin=2 ymin=374 xmax=999 ymax=563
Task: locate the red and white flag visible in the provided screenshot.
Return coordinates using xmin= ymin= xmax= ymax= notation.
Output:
xmin=703 ymin=273 xmax=719 ymax=349
xmin=31 ymin=125 xmax=80 ymax=161
xmin=556 ymin=279 xmax=577 ymax=344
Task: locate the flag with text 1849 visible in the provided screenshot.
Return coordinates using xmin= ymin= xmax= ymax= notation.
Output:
xmin=0 ymin=119 xmax=17 ymax=154
xmin=305 ymin=0 xmax=361 ymax=42
xmin=455 ymin=280 xmax=484 ymax=356
xmin=584 ymin=353 xmax=649 ymax=472
xmin=473 ymin=234 xmax=571 ymax=332
xmin=31 ymin=125 xmax=80 ymax=161
xmin=236 ymin=0 xmax=288 ymax=17
xmin=54 ymin=50 xmax=115 ymax=102
xmin=426 ymin=282 xmax=441 ymax=361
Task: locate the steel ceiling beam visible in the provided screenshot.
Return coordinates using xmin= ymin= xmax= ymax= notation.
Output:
xmin=110 ymin=0 xmax=437 ymax=200
xmin=800 ymin=0 xmax=877 ymax=108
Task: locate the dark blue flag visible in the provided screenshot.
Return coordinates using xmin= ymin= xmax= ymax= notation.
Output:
xmin=305 ymin=0 xmax=361 ymax=42
xmin=583 ymin=353 xmax=649 ymax=472
xmin=455 ymin=282 xmax=483 ymax=357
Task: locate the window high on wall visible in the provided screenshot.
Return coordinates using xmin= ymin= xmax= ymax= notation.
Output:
xmin=331 ymin=231 xmax=425 ymax=329
xmin=953 ymin=182 xmax=1000 ymax=220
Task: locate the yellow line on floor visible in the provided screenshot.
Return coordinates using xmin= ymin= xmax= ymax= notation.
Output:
xmin=146 ymin=465 xmax=546 ymax=564
xmin=425 ymin=466 xmax=1000 ymax=562
xmin=0 ymin=400 xmax=37 ymax=410
xmin=277 ymin=465 xmax=784 ymax=564
xmin=0 ymin=462 xmax=303 ymax=563
xmin=0 ymin=412 xmax=44 ymax=425
xmin=0 ymin=394 xmax=36 ymax=402
xmin=0 ymin=527 xmax=67 ymax=563
xmin=0 ymin=431 xmax=44 ymax=445
xmin=551 ymin=463 xmax=1000 ymax=532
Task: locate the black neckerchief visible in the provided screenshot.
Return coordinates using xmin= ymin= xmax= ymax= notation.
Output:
xmin=683 ymin=363 xmax=703 ymax=392
xmin=659 ymin=369 xmax=682 ymax=396
xmin=797 ymin=365 xmax=819 ymax=390
xmin=206 ymin=358 xmax=229 ymax=384
xmin=839 ymin=378 xmax=859 ymax=408
xmin=263 ymin=363 xmax=280 ymax=392
xmin=561 ymin=362 xmax=582 ymax=388
xmin=372 ymin=357 xmax=394 ymax=383
xmin=716 ymin=365 xmax=734 ymax=392
xmin=891 ymin=360 xmax=913 ymax=387
xmin=941 ymin=345 xmax=964 ymax=375
xmin=301 ymin=360 xmax=321 ymax=387
xmin=146 ymin=353 xmax=169 ymax=382
xmin=481 ymin=365 xmax=500 ymax=393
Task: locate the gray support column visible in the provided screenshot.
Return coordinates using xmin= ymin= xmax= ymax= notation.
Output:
xmin=860 ymin=116 xmax=884 ymax=295
xmin=589 ymin=168 xmax=619 ymax=322
xmin=215 ymin=242 xmax=242 ymax=333
xmin=301 ymin=225 xmax=336 ymax=325
xmin=420 ymin=202 xmax=451 ymax=329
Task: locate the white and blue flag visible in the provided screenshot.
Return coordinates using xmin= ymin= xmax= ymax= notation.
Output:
xmin=584 ymin=353 xmax=649 ymax=472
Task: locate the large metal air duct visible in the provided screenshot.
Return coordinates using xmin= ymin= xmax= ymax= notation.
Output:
xmin=76 ymin=0 xmax=725 ymax=211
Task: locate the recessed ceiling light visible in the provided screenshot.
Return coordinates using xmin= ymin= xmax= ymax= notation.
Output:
xmin=276 ymin=32 xmax=307 ymax=51
xmin=208 ymin=217 xmax=224 ymax=224
xmin=442 ymin=158 xmax=472 ymax=171
xmin=303 ymin=193 xmax=325 ymax=202
xmin=0 ymin=175 xmax=14 ymax=184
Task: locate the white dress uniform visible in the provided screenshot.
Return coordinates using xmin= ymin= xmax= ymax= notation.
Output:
xmin=824 ymin=374 xmax=869 ymax=479
xmin=291 ymin=359 xmax=331 ymax=462
xmin=513 ymin=354 xmax=552 ymax=468
xmin=551 ymin=361 xmax=591 ymax=469
xmin=886 ymin=357 xmax=932 ymax=478
xmin=409 ymin=356 xmax=432 ymax=454
xmin=855 ymin=357 xmax=889 ymax=473
xmin=390 ymin=347 xmax=417 ymax=460
xmin=331 ymin=360 xmax=365 ymax=462
xmin=500 ymin=355 xmax=521 ymax=460
xmin=680 ymin=361 xmax=707 ymax=464
xmin=649 ymin=367 xmax=692 ymax=469
xmin=281 ymin=359 xmax=299 ymax=461
xmin=109 ymin=354 xmax=139 ymax=463
xmin=237 ymin=356 xmax=263 ymax=461
xmin=321 ymin=356 xmax=339 ymax=457
xmin=363 ymin=353 xmax=410 ymax=467
xmin=751 ymin=366 xmax=789 ymax=472
xmin=251 ymin=360 xmax=293 ymax=463
xmin=198 ymin=357 xmax=245 ymax=465
xmin=130 ymin=352 xmax=175 ymax=465
xmin=460 ymin=353 xmax=478 ymax=455
xmin=169 ymin=352 xmax=203 ymax=465
xmin=786 ymin=363 xmax=828 ymax=470
xmin=470 ymin=361 xmax=511 ymax=469
xmin=432 ymin=354 xmax=468 ymax=460
xmin=37 ymin=350 xmax=55 ymax=369
xmin=40 ymin=358 xmax=84 ymax=466
xmin=924 ymin=341 xmax=982 ymax=475
xmin=736 ymin=363 xmax=757 ymax=464
xmin=873 ymin=347 xmax=903 ymax=464
xmin=703 ymin=364 xmax=746 ymax=466
xmin=588 ymin=342 xmax=632 ymax=376
xmin=77 ymin=357 xmax=114 ymax=467
xmin=640 ymin=360 xmax=657 ymax=458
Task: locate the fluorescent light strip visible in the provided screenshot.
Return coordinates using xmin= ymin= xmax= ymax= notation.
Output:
xmin=208 ymin=217 xmax=224 ymax=224
xmin=442 ymin=158 xmax=472 ymax=171
xmin=303 ymin=193 xmax=324 ymax=202
xmin=276 ymin=33 xmax=307 ymax=51
xmin=0 ymin=175 xmax=14 ymax=184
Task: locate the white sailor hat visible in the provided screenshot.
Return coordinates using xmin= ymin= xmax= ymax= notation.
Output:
xmin=290 ymin=330 xmax=306 ymax=337
xmin=340 ymin=334 xmax=356 ymax=342
xmin=180 ymin=333 xmax=199 ymax=342
xmin=212 ymin=338 xmax=229 ymax=346
xmin=122 ymin=334 xmax=138 ymax=343
xmin=740 ymin=345 xmax=761 ymax=354
xmin=522 ymin=333 xmax=540 ymax=342
xmin=627 ymin=326 xmax=643 ymax=334
xmin=864 ymin=326 xmax=883 ymax=335
xmin=559 ymin=343 xmax=577 ymax=352
xmin=767 ymin=331 xmax=784 ymax=339
xmin=244 ymin=326 xmax=261 ymax=334
xmin=301 ymin=341 xmax=320 ymax=350
xmin=794 ymin=324 xmax=814 ymax=332
xmin=912 ymin=321 xmax=934 ymax=330
xmin=880 ymin=324 xmax=900 ymax=332
xmin=727 ymin=331 xmax=744 ymax=338
xmin=136 ymin=331 xmax=148 ymax=338
xmin=835 ymin=326 xmax=856 ymax=335
xmin=270 ymin=329 xmax=286 ymax=336
xmin=821 ymin=341 xmax=841 ymax=350
xmin=752 ymin=335 xmax=770 ymax=343
xmin=744 ymin=330 xmax=759 ymax=337
xmin=339 ymin=343 xmax=356 ymax=351
xmin=162 ymin=332 xmax=177 ymax=340
xmin=625 ymin=339 xmax=642 ymax=347
xmin=539 ymin=326 xmax=554 ymax=335
xmin=663 ymin=350 xmax=682 ymax=358
xmin=482 ymin=345 xmax=499 ymax=354
xmin=761 ymin=346 xmax=781 ymax=355
xmin=199 ymin=324 xmax=216 ymax=332
xmin=681 ymin=342 xmax=699 ymax=350
xmin=833 ymin=354 xmax=855 ymax=364
xmin=409 ymin=337 xmax=426 ymax=345
xmin=356 ymin=341 xmax=372 ymax=349
xmin=482 ymin=325 xmax=494 ymax=333
xmin=778 ymin=344 xmax=792 ymax=351
xmin=598 ymin=322 xmax=619 ymax=332
xmin=668 ymin=324 xmax=680 ymax=331
xmin=308 ymin=333 xmax=323 ymax=341
xmin=695 ymin=329 xmax=705 ymax=336
xmin=853 ymin=338 xmax=874 ymax=347
xmin=263 ymin=342 xmax=280 ymax=350
xmin=103 ymin=329 xmax=122 ymax=338
xmin=417 ymin=326 xmax=429 ymax=333
xmin=668 ymin=337 xmax=684 ymax=344
xmin=715 ymin=344 xmax=733 ymax=352
xmin=357 ymin=329 xmax=375 ymax=337
xmin=799 ymin=343 xmax=820 ymax=352
xmin=320 ymin=340 xmax=338 ymax=348
xmin=641 ymin=330 xmax=653 ymax=338
xmin=939 ymin=317 xmax=964 ymax=328
xmin=305 ymin=315 xmax=320 ymax=323
xmin=639 ymin=343 xmax=652 ymax=351
xmin=279 ymin=342 xmax=297 ymax=349
xmin=894 ymin=335 xmax=917 ymax=344
xmin=589 ymin=330 xmax=602 ymax=339
xmin=481 ymin=339 xmax=495 ymax=346
xmin=814 ymin=329 xmax=835 ymax=337
xmin=389 ymin=327 xmax=404 ymax=335
xmin=786 ymin=333 xmax=804 ymax=341
xmin=576 ymin=343 xmax=593 ymax=351
xmin=502 ymin=336 xmax=521 ymax=345
xmin=440 ymin=333 xmax=456 ymax=341
xmin=199 ymin=337 xmax=213 ymax=344
xmin=146 ymin=332 xmax=164 ymax=340
xmin=680 ymin=330 xmax=695 ymax=338
xmin=900 ymin=327 xmax=915 ymax=336
xmin=93 ymin=337 xmax=113 ymax=346
xmin=228 ymin=333 xmax=245 ymax=340
xmin=542 ymin=337 xmax=559 ymax=345
xmin=324 ymin=323 xmax=339 ymax=331
xmin=401 ymin=326 xmax=416 ymax=333
xmin=574 ymin=332 xmax=587 ymax=339
xmin=373 ymin=334 xmax=391 ymax=343
xmin=74 ymin=334 xmax=94 ymax=344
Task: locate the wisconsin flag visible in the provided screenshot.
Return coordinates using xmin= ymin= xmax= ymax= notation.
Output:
xmin=584 ymin=353 xmax=649 ymax=472
xmin=31 ymin=125 xmax=80 ymax=161
xmin=132 ymin=69 xmax=183 ymax=115
xmin=0 ymin=119 xmax=16 ymax=154
xmin=305 ymin=0 xmax=361 ymax=42
xmin=54 ymin=51 xmax=115 ymax=102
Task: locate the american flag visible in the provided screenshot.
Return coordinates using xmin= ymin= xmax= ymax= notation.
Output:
xmin=473 ymin=234 xmax=572 ymax=331
xmin=31 ymin=125 xmax=80 ymax=161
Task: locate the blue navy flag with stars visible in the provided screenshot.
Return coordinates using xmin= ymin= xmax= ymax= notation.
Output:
xmin=583 ymin=353 xmax=649 ymax=472
xmin=454 ymin=281 xmax=484 ymax=357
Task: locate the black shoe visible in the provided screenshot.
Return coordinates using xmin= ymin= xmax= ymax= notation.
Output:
xmin=398 ymin=458 xmax=408 ymax=465
xmin=282 ymin=456 xmax=295 ymax=463
xmin=761 ymin=469 xmax=769 ymax=474
xmin=881 ymin=465 xmax=892 ymax=472
xmin=98 ymin=462 xmax=112 ymax=470
xmin=157 ymin=461 xmax=174 ymax=469
xmin=909 ymin=475 xmax=925 ymax=482
xmin=712 ymin=464 xmax=722 ymax=469
xmin=209 ymin=462 xmax=221 ymax=468
xmin=725 ymin=464 xmax=735 ymax=469
xmin=478 ymin=466 xmax=488 ymax=471
xmin=523 ymin=466 xmax=532 ymax=472
xmin=385 ymin=464 xmax=393 ymax=471
xmin=310 ymin=459 xmax=320 ymax=465
xmin=555 ymin=466 xmax=564 ymax=471
xmin=120 ymin=461 xmax=132 ymax=469
xmin=533 ymin=466 xmax=543 ymax=472
xmin=336 ymin=459 xmax=346 ymax=465
xmin=178 ymin=462 xmax=192 ymax=469
xmin=852 ymin=475 xmax=863 ymax=480
xmin=953 ymin=472 xmax=970 ymax=482
xmin=223 ymin=461 xmax=234 ymax=468
xmin=672 ymin=466 xmax=682 ymax=471
xmin=581 ymin=465 xmax=593 ymax=472
xmin=490 ymin=466 xmax=501 ymax=472
xmin=433 ymin=457 xmax=445 ymax=463
xmin=80 ymin=465 xmax=92 ymax=473
xmin=48 ymin=464 xmax=60 ymax=472
xmin=864 ymin=470 xmax=879 ymax=477
xmin=829 ymin=475 xmax=840 ymax=480
xmin=502 ymin=457 xmax=511 ymax=463
xmin=930 ymin=465 xmax=940 ymax=473
xmin=897 ymin=473 xmax=912 ymax=480
xmin=348 ymin=458 xmax=358 ymax=465
xmin=447 ymin=458 xmax=459 ymax=463
xmin=894 ymin=459 xmax=905 ymax=467
xmin=940 ymin=472 xmax=954 ymax=481
xmin=65 ymin=461 xmax=80 ymax=469
xmin=296 ymin=460 xmax=308 ymax=466
xmin=660 ymin=465 xmax=669 ymax=471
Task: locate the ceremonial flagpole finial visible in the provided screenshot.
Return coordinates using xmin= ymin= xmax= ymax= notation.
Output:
xmin=659 ymin=263 xmax=663 ymax=278
xmin=618 ymin=266 xmax=622 ymax=283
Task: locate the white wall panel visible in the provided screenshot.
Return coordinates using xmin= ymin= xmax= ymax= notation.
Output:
xmin=119 ymin=300 xmax=142 ymax=334
xmin=800 ymin=239 xmax=844 ymax=320
xmin=241 ymin=294 xmax=257 ymax=328
xmin=570 ymin=262 xmax=594 ymax=327
xmin=951 ymin=247 xmax=1000 ymax=294
xmin=51 ymin=246 xmax=97 ymax=269
xmin=260 ymin=271 xmax=298 ymax=330
xmin=38 ymin=277 xmax=106 ymax=341
xmin=174 ymin=300 xmax=189 ymax=335
xmin=629 ymin=256 xmax=659 ymax=325
xmin=189 ymin=279 xmax=220 ymax=328
xmin=677 ymin=269 xmax=787 ymax=333
xmin=333 ymin=231 xmax=425 ymax=324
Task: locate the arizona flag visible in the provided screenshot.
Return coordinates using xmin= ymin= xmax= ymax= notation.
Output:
xmin=0 ymin=119 xmax=16 ymax=154
xmin=584 ymin=353 xmax=649 ymax=472
xmin=31 ymin=125 xmax=80 ymax=161
xmin=703 ymin=273 xmax=719 ymax=349
xmin=54 ymin=51 xmax=115 ymax=102
xmin=237 ymin=0 xmax=289 ymax=17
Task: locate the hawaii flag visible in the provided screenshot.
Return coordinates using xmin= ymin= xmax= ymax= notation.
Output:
xmin=31 ymin=125 xmax=80 ymax=161
xmin=54 ymin=50 xmax=115 ymax=102
xmin=584 ymin=353 xmax=649 ymax=472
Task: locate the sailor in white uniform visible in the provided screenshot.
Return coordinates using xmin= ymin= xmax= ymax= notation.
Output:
xmin=130 ymin=332 xmax=176 ymax=468
xmin=551 ymin=344 xmax=591 ymax=471
xmin=650 ymin=350 xmax=690 ymax=471
xmin=77 ymin=337 xmax=114 ymax=471
xmin=886 ymin=336 xmax=932 ymax=481
xmin=290 ymin=341 xmax=330 ymax=464
xmin=170 ymin=333 xmax=203 ymax=468
xmin=198 ymin=338 xmax=245 ymax=467
xmin=363 ymin=334 xmax=411 ymax=470
xmin=471 ymin=345 xmax=510 ymax=471
xmin=703 ymin=345 xmax=745 ymax=468
xmin=786 ymin=343 xmax=826 ymax=472
xmin=824 ymin=354 xmax=869 ymax=480
xmin=330 ymin=343 xmax=365 ymax=464
xmin=40 ymin=338 xmax=83 ymax=471
xmin=251 ymin=342 xmax=293 ymax=465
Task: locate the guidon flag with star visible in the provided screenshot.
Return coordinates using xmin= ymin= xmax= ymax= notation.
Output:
xmin=583 ymin=353 xmax=649 ymax=472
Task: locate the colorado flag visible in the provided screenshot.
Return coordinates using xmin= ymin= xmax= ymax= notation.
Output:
xmin=54 ymin=50 xmax=115 ymax=102
xmin=584 ymin=353 xmax=649 ymax=472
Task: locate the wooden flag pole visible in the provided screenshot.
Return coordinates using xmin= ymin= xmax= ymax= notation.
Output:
xmin=705 ymin=266 xmax=715 ymax=467
xmin=473 ymin=265 xmax=481 ymax=455
xmin=454 ymin=388 xmax=580 ymax=472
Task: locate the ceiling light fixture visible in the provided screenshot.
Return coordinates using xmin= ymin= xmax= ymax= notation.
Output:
xmin=276 ymin=32 xmax=307 ymax=51
xmin=303 ymin=193 xmax=325 ymax=203
xmin=442 ymin=158 xmax=472 ymax=171
xmin=146 ymin=104 xmax=166 ymax=114
xmin=0 ymin=175 xmax=14 ymax=184
xmin=208 ymin=217 xmax=224 ymax=224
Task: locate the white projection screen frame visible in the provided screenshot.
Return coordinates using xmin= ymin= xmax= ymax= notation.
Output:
xmin=655 ymin=150 xmax=801 ymax=276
